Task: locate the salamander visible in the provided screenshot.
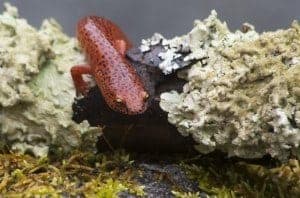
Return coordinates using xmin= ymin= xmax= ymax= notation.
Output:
xmin=71 ymin=16 xmax=149 ymax=115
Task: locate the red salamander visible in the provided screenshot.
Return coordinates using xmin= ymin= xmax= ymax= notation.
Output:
xmin=71 ymin=16 xmax=148 ymax=115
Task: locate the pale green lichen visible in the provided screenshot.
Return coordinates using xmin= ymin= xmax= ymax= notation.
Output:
xmin=159 ymin=11 xmax=300 ymax=160
xmin=0 ymin=3 xmax=47 ymax=107
xmin=0 ymin=4 xmax=98 ymax=157
xmin=141 ymin=11 xmax=258 ymax=74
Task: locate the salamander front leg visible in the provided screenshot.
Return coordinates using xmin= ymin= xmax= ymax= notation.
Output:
xmin=70 ymin=64 xmax=92 ymax=96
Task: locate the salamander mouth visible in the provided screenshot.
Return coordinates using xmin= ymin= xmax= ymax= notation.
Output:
xmin=124 ymin=100 xmax=149 ymax=115
xmin=128 ymin=105 xmax=148 ymax=115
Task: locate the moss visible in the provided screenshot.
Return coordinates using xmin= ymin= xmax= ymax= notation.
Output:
xmin=0 ymin=150 xmax=144 ymax=197
xmin=1 ymin=150 xmax=300 ymax=197
xmin=9 ymin=186 xmax=61 ymax=198
xmin=179 ymin=153 xmax=300 ymax=198
xmin=239 ymin=159 xmax=300 ymax=197
xmin=172 ymin=191 xmax=201 ymax=198
xmin=83 ymin=179 xmax=127 ymax=198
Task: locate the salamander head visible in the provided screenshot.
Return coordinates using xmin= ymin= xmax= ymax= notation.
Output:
xmin=113 ymin=90 xmax=149 ymax=115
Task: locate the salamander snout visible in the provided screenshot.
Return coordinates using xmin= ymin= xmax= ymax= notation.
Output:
xmin=115 ymin=91 xmax=149 ymax=115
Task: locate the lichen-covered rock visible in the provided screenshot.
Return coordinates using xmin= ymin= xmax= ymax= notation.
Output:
xmin=0 ymin=4 xmax=98 ymax=157
xmin=140 ymin=11 xmax=258 ymax=74
xmin=0 ymin=4 xmax=46 ymax=107
xmin=159 ymin=11 xmax=300 ymax=160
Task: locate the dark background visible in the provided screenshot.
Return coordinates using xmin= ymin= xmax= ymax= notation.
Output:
xmin=0 ymin=0 xmax=299 ymax=44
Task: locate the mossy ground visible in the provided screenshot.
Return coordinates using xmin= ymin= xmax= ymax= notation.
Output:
xmin=0 ymin=150 xmax=299 ymax=197
xmin=0 ymin=150 xmax=144 ymax=197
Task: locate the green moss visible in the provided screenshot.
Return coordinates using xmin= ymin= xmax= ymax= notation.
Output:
xmin=179 ymin=153 xmax=300 ymax=198
xmin=83 ymin=179 xmax=127 ymax=198
xmin=9 ymin=186 xmax=61 ymax=198
xmin=0 ymin=150 xmax=144 ymax=197
xmin=1 ymin=150 xmax=300 ymax=197
xmin=172 ymin=191 xmax=201 ymax=198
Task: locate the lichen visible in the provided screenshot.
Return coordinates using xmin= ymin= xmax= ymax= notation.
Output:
xmin=0 ymin=3 xmax=47 ymax=107
xmin=140 ymin=11 xmax=258 ymax=74
xmin=0 ymin=4 xmax=98 ymax=157
xmin=158 ymin=11 xmax=300 ymax=160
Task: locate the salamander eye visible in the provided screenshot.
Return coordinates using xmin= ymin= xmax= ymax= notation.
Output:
xmin=115 ymin=95 xmax=123 ymax=103
xmin=114 ymin=96 xmax=128 ymax=113
xmin=141 ymin=91 xmax=149 ymax=100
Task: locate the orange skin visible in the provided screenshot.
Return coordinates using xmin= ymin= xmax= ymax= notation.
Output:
xmin=71 ymin=16 xmax=148 ymax=115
